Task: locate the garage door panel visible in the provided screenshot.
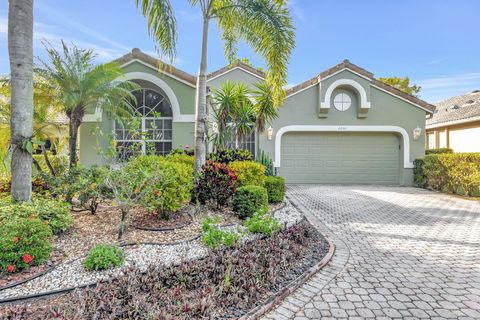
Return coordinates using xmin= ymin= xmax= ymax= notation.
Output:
xmin=280 ymin=132 xmax=400 ymax=184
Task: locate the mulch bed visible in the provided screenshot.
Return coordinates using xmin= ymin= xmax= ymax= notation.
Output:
xmin=55 ymin=203 xmax=241 ymax=262
xmin=0 ymin=250 xmax=65 ymax=291
xmin=0 ymin=220 xmax=330 ymax=319
xmin=133 ymin=211 xmax=193 ymax=231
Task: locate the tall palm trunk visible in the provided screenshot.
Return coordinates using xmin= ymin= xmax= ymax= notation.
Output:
xmin=8 ymin=0 xmax=34 ymax=201
xmin=194 ymin=16 xmax=209 ymax=172
xmin=68 ymin=108 xmax=84 ymax=168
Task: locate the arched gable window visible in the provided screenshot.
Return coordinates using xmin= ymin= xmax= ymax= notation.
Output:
xmin=114 ymin=88 xmax=173 ymax=159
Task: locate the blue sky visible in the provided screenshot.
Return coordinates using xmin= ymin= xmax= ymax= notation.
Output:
xmin=0 ymin=0 xmax=479 ymax=103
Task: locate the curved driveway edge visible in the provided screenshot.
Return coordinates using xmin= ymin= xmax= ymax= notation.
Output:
xmin=263 ymin=185 xmax=480 ymax=320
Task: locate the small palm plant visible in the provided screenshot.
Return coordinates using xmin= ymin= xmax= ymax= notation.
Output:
xmin=35 ymin=41 xmax=139 ymax=168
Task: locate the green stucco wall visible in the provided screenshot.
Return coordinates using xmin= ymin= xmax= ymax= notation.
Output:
xmin=258 ymin=70 xmax=427 ymax=186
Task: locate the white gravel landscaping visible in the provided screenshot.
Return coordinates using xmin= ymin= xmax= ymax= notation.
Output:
xmin=0 ymin=201 xmax=303 ymax=302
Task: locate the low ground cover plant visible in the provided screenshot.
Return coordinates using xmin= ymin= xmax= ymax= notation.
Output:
xmin=84 ymin=244 xmax=125 ymax=271
xmin=201 ymin=216 xmax=240 ymax=250
xmin=0 ymin=217 xmax=53 ymax=272
xmin=1 ymin=222 xmax=319 ymax=319
xmin=415 ymin=153 xmax=480 ymax=196
xmin=245 ymin=212 xmax=282 ymax=236
xmin=0 ymin=196 xmax=73 ymax=234
xmin=264 ymin=176 xmax=286 ymax=203
xmin=233 ymin=185 xmax=268 ymax=219
xmin=229 ymin=160 xmax=266 ymax=186
xmin=192 ymin=161 xmax=237 ymax=208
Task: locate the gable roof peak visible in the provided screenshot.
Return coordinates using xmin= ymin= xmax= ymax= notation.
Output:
xmin=207 ymin=59 xmax=266 ymax=80
xmin=114 ymin=48 xmax=197 ymax=85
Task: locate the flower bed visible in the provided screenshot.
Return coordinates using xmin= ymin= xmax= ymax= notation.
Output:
xmin=0 ymin=219 xmax=329 ymax=319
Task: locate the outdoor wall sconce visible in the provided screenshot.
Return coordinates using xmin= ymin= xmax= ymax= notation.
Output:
xmin=267 ymin=127 xmax=274 ymax=140
xmin=413 ymin=126 xmax=422 ymax=141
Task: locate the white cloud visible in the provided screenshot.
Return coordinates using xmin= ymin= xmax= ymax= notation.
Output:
xmin=0 ymin=17 xmax=125 ymax=61
xmin=415 ymin=72 xmax=480 ymax=102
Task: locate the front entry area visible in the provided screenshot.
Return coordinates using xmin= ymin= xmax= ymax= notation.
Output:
xmin=279 ymin=132 xmax=401 ymax=184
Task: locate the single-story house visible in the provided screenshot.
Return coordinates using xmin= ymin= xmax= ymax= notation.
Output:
xmin=426 ymin=90 xmax=480 ymax=152
xmin=79 ymin=49 xmax=436 ymax=186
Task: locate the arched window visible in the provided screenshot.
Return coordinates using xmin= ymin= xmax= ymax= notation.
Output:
xmin=114 ymin=88 xmax=173 ymax=159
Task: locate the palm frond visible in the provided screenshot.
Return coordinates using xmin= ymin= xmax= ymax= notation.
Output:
xmin=252 ymin=81 xmax=278 ymax=132
xmin=213 ymin=0 xmax=295 ymax=105
xmin=135 ymin=0 xmax=177 ymax=60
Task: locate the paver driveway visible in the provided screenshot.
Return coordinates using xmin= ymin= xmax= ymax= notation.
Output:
xmin=264 ymin=185 xmax=480 ymax=319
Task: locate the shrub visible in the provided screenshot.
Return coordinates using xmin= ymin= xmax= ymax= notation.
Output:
xmin=256 ymin=150 xmax=275 ymax=176
xmin=39 ymin=167 xmax=84 ymax=203
xmin=84 ymin=244 xmax=125 ymax=271
xmin=421 ymin=153 xmax=480 ymax=196
xmin=125 ymin=155 xmax=193 ymax=218
xmin=169 ymin=144 xmax=194 ymax=156
xmin=413 ymin=159 xmax=427 ymax=188
xmin=233 ymin=185 xmax=268 ymax=219
xmin=425 ymin=148 xmax=454 ymax=155
xmin=77 ymin=166 xmax=112 ymax=214
xmin=264 ymin=176 xmax=285 ymax=203
xmin=0 ymin=217 xmax=53 ymax=272
xmin=165 ymin=153 xmax=195 ymax=168
xmin=245 ymin=212 xmax=282 ymax=236
xmin=0 ymin=196 xmax=73 ymax=234
xmin=209 ymin=149 xmax=253 ymax=163
xmin=229 ymin=161 xmax=266 ymax=187
xmin=192 ymin=161 xmax=237 ymax=208
xmin=201 ymin=216 xmax=240 ymax=250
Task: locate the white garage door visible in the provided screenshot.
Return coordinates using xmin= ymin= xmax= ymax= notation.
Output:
xmin=280 ymin=132 xmax=400 ymax=184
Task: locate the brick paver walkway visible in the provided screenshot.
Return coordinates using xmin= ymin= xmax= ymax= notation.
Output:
xmin=264 ymin=185 xmax=480 ymax=319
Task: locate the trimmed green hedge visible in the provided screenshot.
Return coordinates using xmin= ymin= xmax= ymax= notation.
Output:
xmin=414 ymin=153 xmax=480 ymax=196
xmin=264 ymin=176 xmax=286 ymax=203
xmin=233 ymin=185 xmax=268 ymax=219
xmin=229 ymin=161 xmax=266 ymax=187
xmin=425 ymin=148 xmax=453 ymax=155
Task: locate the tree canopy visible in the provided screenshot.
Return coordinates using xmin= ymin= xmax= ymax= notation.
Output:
xmin=378 ymin=77 xmax=421 ymax=97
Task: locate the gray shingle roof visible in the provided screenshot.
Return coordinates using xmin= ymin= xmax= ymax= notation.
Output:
xmin=427 ymin=90 xmax=480 ymax=127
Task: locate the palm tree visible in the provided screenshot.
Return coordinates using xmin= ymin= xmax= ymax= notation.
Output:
xmin=35 ymin=42 xmax=138 ymax=168
xmin=136 ymin=0 xmax=295 ymax=172
xmin=8 ymin=0 xmax=34 ymax=201
xmin=252 ymin=81 xmax=278 ymax=133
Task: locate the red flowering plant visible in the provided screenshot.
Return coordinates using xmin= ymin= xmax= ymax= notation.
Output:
xmin=0 ymin=217 xmax=52 ymax=273
xmin=192 ymin=161 xmax=238 ymax=208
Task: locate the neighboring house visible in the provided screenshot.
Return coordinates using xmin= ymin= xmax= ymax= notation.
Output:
xmin=426 ymin=90 xmax=480 ymax=152
xmin=79 ymin=49 xmax=435 ymax=186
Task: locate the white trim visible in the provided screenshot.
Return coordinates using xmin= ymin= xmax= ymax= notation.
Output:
xmin=207 ymin=66 xmax=265 ymax=82
xmin=371 ymin=84 xmax=433 ymax=114
xmin=120 ymin=59 xmax=197 ymax=88
xmin=320 ymin=67 xmax=373 ymax=82
xmin=82 ymin=107 xmax=102 ymax=122
xmin=426 ymin=116 xmax=480 ymax=129
xmin=273 ymin=125 xmax=413 ymax=169
xmin=321 ymin=78 xmax=371 ymax=110
xmin=123 ymin=72 xmax=195 ymax=122
xmin=285 ymin=82 xmax=318 ymax=98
